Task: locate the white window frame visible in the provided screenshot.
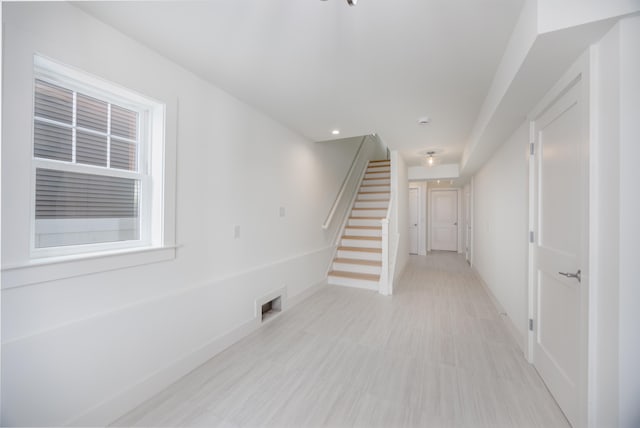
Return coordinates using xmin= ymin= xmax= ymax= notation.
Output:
xmin=30 ymin=55 xmax=166 ymax=260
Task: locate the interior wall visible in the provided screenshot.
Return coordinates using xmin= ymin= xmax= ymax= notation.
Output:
xmin=616 ymin=15 xmax=640 ymax=428
xmin=590 ymin=16 xmax=640 ymax=428
xmin=472 ymin=121 xmax=529 ymax=350
xmin=590 ymin=21 xmax=621 ymax=428
xmin=0 ymin=3 xmax=366 ymax=426
xmin=390 ymin=151 xmax=409 ymax=285
xmin=463 ymin=182 xmax=473 ymax=263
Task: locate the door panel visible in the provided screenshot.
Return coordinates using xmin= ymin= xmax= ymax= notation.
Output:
xmin=409 ymin=188 xmax=419 ymax=254
xmin=533 ymin=76 xmax=586 ymax=428
xmin=465 ymin=190 xmax=471 ymax=262
xmin=431 ymin=190 xmax=457 ymax=251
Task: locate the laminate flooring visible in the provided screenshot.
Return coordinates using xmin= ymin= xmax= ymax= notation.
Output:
xmin=111 ymin=253 xmax=570 ymax=428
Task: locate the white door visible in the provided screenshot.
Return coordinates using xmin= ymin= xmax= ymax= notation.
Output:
xmin=430 ymin=190 xmax=457 ymax=251
xmin=465 ymin=189 xmax=471 ymax=263
xmin=408 ymin=188 xmax=419 ymax=254
xmin=531 ymin=75 xmax=587 ymax=428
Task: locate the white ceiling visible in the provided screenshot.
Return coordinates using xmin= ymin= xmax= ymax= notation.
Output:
xmin=77 ymin=0 xmax=525 ymax=166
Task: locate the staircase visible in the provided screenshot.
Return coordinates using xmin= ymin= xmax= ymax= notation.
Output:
xmin=328 ymin=159 xmax=391 ymax=290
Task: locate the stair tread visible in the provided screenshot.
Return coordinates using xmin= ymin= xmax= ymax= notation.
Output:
xmin=349 ymin=216 xmax=385 ymax=220
xmin=356 ymin=199 xmax=390 ymax=202
xmin=346 ymin=225 xmax=382 ymax=230
xmin=369 ymin=160 xmax=390 ymax=163
xmin=334 ymin=258 xmax=382 ymax=266
xmin=359 ymin=191 xmax=390 ymax=194
xmin=342 ymin=235 xmax=382 ymax=241
xmin=338 ymin=246 xmax=382 ymax=253
xmin=328 ymin=270 xmax=380 ymax=281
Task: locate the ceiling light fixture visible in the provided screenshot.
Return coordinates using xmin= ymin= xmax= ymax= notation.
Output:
xmin=426 ymin=151 xmax=436 ymax=166
xmin=347 ymin=0 xmax=358 ymax=5
xmin=418 ymin=117 xmax=431 ymax=125
xmin=332 ymin=129 xmax=340 ymax=135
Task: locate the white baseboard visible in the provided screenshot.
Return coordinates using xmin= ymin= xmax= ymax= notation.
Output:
xmin=471 ymin=267 xmax=527 ymax=354
xmin=68 ymin=279 xmax=327 ymax=427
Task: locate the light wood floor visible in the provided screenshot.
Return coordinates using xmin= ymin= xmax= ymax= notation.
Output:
xmin=111 ymin=253 xmax=569 ymax=427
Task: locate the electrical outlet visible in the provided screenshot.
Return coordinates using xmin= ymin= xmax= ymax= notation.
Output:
xmin=279 ymin=206 xmax=286 ymax=217
xmin=234 ymin=225 xmax=240 ymax=239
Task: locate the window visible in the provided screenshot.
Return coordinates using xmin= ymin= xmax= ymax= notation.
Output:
xmin=31 ymin=56 xmax=165 ymax=258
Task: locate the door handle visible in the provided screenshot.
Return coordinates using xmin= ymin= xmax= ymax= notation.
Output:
xmin=558 ymin=269 xmax=581 ymax=283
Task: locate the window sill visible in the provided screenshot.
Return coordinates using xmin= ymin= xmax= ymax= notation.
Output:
xmin=1 ymin=245 xmax=177 ymax=289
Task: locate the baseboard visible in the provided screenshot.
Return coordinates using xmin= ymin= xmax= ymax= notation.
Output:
xmin=471 ymin=267 xmax=527 ymax=354
xmin=67 ymin=279 xmax=328 ymax=427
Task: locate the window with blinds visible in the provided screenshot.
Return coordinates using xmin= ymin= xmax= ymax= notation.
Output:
xmin=32 ymin=58 xmax=159 ymax=255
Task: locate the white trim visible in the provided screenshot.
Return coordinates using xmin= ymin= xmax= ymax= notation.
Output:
xmin=472 ymin=266 xmax=526 ymax=352
xmin=527 ymin=51 xmax=591 ymax=428
xmin=28 ymin=54 xmax=167 ymax=261
xmin=62 ymin=277 xmax=328 ymax=427
xmin=2 ymin=245 xmax=177 ymax=289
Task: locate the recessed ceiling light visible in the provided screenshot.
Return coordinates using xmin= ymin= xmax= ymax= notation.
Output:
xmin=332 ymin=129 xmax=340 ymax=135
xmin=347 ymin=0 xmax=358 ymax=5
xmin=418 ymin=117 xmax=431 ymax=125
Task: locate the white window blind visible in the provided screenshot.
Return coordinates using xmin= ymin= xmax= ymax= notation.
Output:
xmin=31 ymin=59 xmax=158 ymax=255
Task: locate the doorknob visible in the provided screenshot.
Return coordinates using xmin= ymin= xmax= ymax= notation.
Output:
xmin=558 ymin=269 xmax=581 ymax=283
xmin=454 ymin=222 xmax=458 ymax=226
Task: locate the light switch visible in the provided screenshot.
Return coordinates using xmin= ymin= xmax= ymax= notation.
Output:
xmin=234 ymin=225 xmax=241 ymax=239
xmin=279 ymin=206 xmax=286 ymax=217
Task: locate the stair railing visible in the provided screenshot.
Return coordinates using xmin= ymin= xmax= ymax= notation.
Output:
xmin=322 ymin=136 xmax=368 ymax=230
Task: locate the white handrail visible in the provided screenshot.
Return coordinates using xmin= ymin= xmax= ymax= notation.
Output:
xmin=321 ymin=136 xmax=367 ymax=230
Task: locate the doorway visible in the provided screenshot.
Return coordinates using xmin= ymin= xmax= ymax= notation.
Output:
xmin=529 ymin=58 xmax=589 ymax=427
xmin=409 ymin=187 xmax=419 ymax=254
xmin=429 ymin=189 xmax=458 ymax=251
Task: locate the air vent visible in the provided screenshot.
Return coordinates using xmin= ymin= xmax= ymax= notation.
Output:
xmin=256 ymin=289 xmax=286 ymax=324
xmin=261 ymin=296 xmax=282 ymax=322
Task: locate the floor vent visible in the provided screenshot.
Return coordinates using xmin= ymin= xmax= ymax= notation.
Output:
xmin=261 ymin=295 xmax=282 ymax=322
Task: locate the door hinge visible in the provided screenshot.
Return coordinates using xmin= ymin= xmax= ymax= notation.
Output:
xmin=530 ymin=142 xmax=535 ymax=155
xmin=529 ymin=318 xmax=534 ymax=331
xmin=529 ymin=231 xmax=535 ymax=243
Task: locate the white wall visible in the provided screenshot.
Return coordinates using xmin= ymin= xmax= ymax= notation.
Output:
xmin=589 ymin=16 xmax=640 ymax=428
xmin=390 ymin=151 xmax=409 ymax=287
xmin=617 ymin=16 xmax=640 ymax=428
xmin=0 ymin=3 xmax=365 ymax=426
xmin=472 ymin=122 xmax=529 ymax=350
xmin=590 ymin=22 xmax=621 ymax=428
xmin=537 ymin=0 xmax=640 ymax=33
xmin=407 ymin=163 xmax=459 ymax=181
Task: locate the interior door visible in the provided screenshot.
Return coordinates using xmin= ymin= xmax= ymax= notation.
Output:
xmin=465 ymin=189 xmax=471 ymax=263
xmin=532 ymin=76 xmax=587 ymax=428
xmin=408 ymin=188 xmax=419 ymax=254
xmin=430 ymin=189 xmax=457 ymax=251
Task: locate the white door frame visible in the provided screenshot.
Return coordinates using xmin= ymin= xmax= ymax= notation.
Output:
xmin=409 ymin=182 xmax=427 ymax=255
xmin=427 ymin=187 xmax=459 ymax=252
xmin=527 ymin=52 xmax=590 ymax=428
xmin=408 ymin=187 xmax=419 ymax=255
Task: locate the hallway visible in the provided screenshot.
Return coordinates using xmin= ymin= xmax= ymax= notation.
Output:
xmin=112 ymin=253 xmax=569 ymax=427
